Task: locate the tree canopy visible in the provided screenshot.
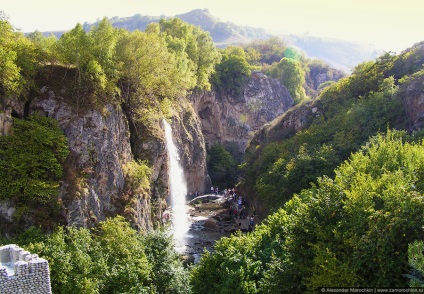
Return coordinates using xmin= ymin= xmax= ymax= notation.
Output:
xmin=192 ymin=130 xmax=424 ymax=292
xmin=20 ymin=216 xmax=191 ymax=294
xmin=207 ymin=143 xmax=238 ymax=189
xmin=211 ymin=46 xmax=252 ymax=97
xmin=266 ymin=57 xmax=307 ymax=104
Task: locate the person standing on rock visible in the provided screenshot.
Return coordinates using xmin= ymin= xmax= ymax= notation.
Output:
xmin=249 ymin=215 xmax=255 ymax=229
xmin=239 ymin=206 xmax=245 ymax=220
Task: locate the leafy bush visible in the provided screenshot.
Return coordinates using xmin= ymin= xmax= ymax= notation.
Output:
xmin=192 ymin=130 xmax=424 ymax=292
xmin=266 ymin=57 xmax=307 ymax=104
xmin=207 ymin=143 xmax=238 ymax=189
xmin=0 ymin=115 xmax=69 ymax=204
xmin=243 ymin=72 xmax=405 ymax=213
xmin=407 ymin=240 xmax=424 ymax=287
xmin=211 ymin=46 xmax=251 ymax=98
xmin=23 ymin=216 xmax=191 ymax=294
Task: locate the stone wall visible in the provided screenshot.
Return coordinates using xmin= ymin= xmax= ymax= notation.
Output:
xmin=0 ymin=244 xmax=52 ymax=294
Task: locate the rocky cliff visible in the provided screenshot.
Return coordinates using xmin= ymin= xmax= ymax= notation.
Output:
xmin=249 ymin=101 xmax=322 ymax=148
xmin=400 ymin=71 xmax=424 ymax=131
xmin=0 ymin=70 xmax=292 ymax=234
xmin=30 ymin=91 xmax=139 ymax=229
xmin=191 ymin=71 xmax=293 ymax=159
xmin=0 ymin=88 xmax=208 ymax=233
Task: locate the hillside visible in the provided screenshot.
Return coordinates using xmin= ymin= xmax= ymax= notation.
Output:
xmin=192 ymin=41 xmax=424 ymax=293
xmin=241 ymin=41 xmax=424 ymax=216
xmin=283 ymin=34 xmax=379 ymax=72
xmin=40 ymin=9 xmax=376 ymax=71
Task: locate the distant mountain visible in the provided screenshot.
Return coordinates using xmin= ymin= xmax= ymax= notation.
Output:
xmin=283 ymin=34 xmax=379 ymax=72
xmin=175 ymin=9 xmax=269 ymax=45
xmin=40 ymin=9 xmax=378 ymax=71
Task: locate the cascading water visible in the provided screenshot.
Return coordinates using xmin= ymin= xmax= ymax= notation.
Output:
xmin=163 ymin=119 xmax=190 ymax=252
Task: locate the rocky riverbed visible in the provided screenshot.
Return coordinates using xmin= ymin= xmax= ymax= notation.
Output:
xmin=183 ymin=194 xmax=235 ymax=263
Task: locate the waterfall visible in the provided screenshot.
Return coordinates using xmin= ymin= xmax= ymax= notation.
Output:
xmin=163 ymin=119 xmax=190 ymax=252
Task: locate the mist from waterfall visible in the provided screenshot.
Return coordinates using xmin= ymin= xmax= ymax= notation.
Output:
xmin=163 ymin=119 xmax=190 ymax=252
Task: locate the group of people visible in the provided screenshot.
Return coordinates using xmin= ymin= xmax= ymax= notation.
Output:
xmin=223 ymin=188 xmax=256 ymax=233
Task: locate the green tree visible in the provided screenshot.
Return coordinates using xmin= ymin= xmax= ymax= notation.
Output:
xmin=54 ymin=19 xmax=121 ymax=108
xmin=115 ymin=29 xmax=190 ymax=126
xmin=159 ymin=18 xmax=220 ymax=90
xmin=0 ymin=115 xmax=69 ymax=203
xmin=193 ymin=131 xmax=424 ymax=292
xmin=142 ymin=230 xmax=191 ymax=293
xmin=269 ymin=57 xmax=307 ymax=104
xmin=0 ymin=17 xmax=39 ymax=96
xmin=211 ymin=46 xmax=251 ymax=97
xmin=207 ymin=143 xmax=238 ymax=189
xmin=0 ymin=20 xmax=20 ymax=94
xmin=87 ymin=17 xmax=120 ymax=96
xmin=28 ymin=226 xmax=104 ymax=294
xmin=56 ymin=23 xmax=91 ymax=70
xmin=95 ymin=217 xmax=153 ymax=293
xmin=243 ymin=36 xmax=287 ymax=65
xmin=26 ymin=30 xmax=59 ymax=65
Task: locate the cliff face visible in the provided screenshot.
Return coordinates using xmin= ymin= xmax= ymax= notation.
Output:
xmin=249 ymin=102 xmax=322 ymax=148
xmin=0 ymin=87 xmax=208 ymax=232
xmin=191 ymin=71 xmax=293 ymax=158
xmin=171 ymin=103 xmax=210 ymax=197
xmin=401 ymin=72 xmax=424 ymax=131
xmin=29 ymin=92 xmax=143 ymax=229
xmin=0 ymin=70 xmax=292 ymax=233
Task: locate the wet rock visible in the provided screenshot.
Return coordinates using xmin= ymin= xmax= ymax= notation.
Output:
xmin=181 ymin=254 xmax=195 ymax=267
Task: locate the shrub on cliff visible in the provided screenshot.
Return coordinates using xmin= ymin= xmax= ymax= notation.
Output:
xmin=0 ymin=115 xmax=68 ymax=203
xmin=207 ymin=143 xmax=238 ymax=189
xmin=0 ymin=115 xmax=69 ymax=231
xmin=266 ymin=57 xmax=307 ymax=104
xmin=211 ymin=46 xmax=252 ymax=98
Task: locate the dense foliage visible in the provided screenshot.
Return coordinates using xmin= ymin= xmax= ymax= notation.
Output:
xmin=266 ymin=57 xmax=307 ymax=104
xmin=3 ymin=216 xmax=191 ymax=294
xmin=0 ymin=115 xmax=68 ymax=203
xmin=192 ymin=131 xmax=424 ymax=292
xmin=243 ymin=37 xmax=289 ymax=65
xmin=241 ymin=44 xmax=424 ymax=214
xmin=0 ymin=16 xmax=41 ymax=97
xmin=0 ymin=115 xmax=69 ymax=231
xmin=207 ymin=143 xmax=238 ymax=189
xmin=211 ymin=46 xmax=252 ymax=98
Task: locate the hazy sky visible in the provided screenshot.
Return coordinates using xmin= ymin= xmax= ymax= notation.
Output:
xmin=2 ymin=0 xmax=423 ymax=53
